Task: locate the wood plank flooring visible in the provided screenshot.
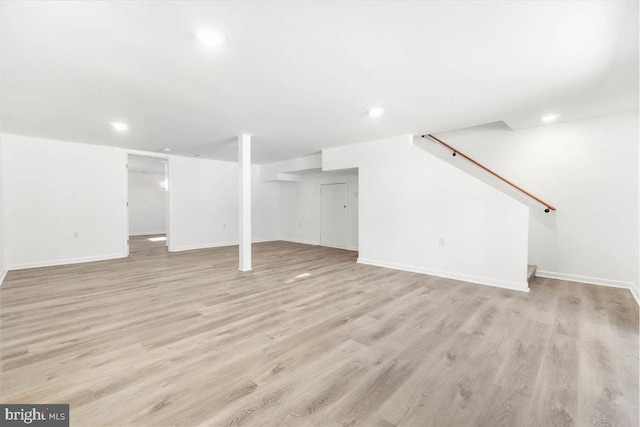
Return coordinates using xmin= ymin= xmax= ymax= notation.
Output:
xmin=1 ymin=237 xmax=638 ymax=426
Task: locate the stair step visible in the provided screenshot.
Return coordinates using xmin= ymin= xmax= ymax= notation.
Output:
xmin=527 ymin=265 xmax=537 ymax=285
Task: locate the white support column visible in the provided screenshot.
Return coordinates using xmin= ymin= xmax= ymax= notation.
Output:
xmin=238 ymin=134 xmax=252 ymax=271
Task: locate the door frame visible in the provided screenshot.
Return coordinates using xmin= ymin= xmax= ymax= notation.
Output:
xmin=319 ymin=182 xmax=349 ymax=249
xmin=123 ymin=150 xmax=171 ymax=257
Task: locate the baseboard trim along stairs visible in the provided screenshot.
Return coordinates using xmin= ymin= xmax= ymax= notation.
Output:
xmin=357 ymin=257 xmax=530 ymax=292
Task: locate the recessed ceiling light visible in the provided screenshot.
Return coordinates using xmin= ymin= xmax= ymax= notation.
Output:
xmin=162 ymin=148 xmax=171 ymax=152
xmin=194 ymin=27 xmax=226 ymax=46
xmin=368 ymin=107 xmax=384 ymax=117
xmin=110 ymin=122 xmax=128 ymax=131
xmin=542 ymin=114 xmax=558 ymax=123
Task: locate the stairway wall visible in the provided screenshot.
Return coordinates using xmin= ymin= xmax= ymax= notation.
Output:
xmin=433 ymin=111 xmax=639 ymax=293
xmin=323 ymin=134 xmax=530 ymax=291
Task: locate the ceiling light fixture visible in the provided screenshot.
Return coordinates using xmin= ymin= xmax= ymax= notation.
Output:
xmin=110 ymin=122 xmax=128 ymax=131
xmin=194 ymin=27 xmax=226 ymax=46
xmin=368 ymin=107 xmax=384 ymax=117
xmin=542 ymin=114 xmax=558 ymax=123
xmin=162 ymin=148 xmax=171 ymax=152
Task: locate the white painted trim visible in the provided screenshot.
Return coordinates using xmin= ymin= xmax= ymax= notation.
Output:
xmin=0 ymin=269 xmax=7 ymax=287
xmin=239 ymin=134 xmax=252 ymax=272
xmin=282 ymin=238 xmax=319 ymax=246
xmin=169 ymin=238 xmax=278 ymax=253
xmin=536 ymin=270 xmax=635 ymax=289
xmin=170 ymin=242 xmax=238 ymax=252
xmin=321 ymin=243 xmax=355 ymax=251
xmin=281 ymin=238 xmax=358 ymax=252
xmin=164 ymin=155 xmax=171 ymax=250
xmin=629 ymin=286 xmax=640 ymax=307
xmin=123 ymin=150 xmax=130 ymax=257
xmin=125 ymin=153 xmax=171 ymax=257
xmin=357 ymin=258 xmax=530 ymax=293
xmin=281 ymin=238 xmax=356 ymax=248
xmin=252 ymin=238 xmax=280 ymax=244
xmin=9 ymin=254 xmax=125 ymax=271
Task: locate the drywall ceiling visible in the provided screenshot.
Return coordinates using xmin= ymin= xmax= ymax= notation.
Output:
xmin=128 ymin=155 xmax=166 ymax=175
xmin=0 ymin=1 xmax=637 ymax=163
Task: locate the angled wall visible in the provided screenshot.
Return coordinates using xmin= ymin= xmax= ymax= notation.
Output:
xmin=323 ymin=134 xmax=530 ymax=291
xmin=432 ymin=111 xmax=639 ymax=295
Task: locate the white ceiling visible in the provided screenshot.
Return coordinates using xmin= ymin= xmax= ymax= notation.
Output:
xmin=1 ymin=1 xmax=637 ymax=164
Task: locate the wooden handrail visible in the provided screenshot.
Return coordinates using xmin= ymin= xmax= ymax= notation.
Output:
xmin=423 ymin=134 xmax=556 ymax=212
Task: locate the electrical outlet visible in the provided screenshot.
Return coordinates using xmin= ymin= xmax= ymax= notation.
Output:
xmin=298 ymin=222 xmax=302 ymax=227
xmin=73 ymin=232 xmax=79 ymax=239
xmin=438 ymin=237 xmax=445 ymax=247
xmin=223 ymin=224 xmax=227 ymax=230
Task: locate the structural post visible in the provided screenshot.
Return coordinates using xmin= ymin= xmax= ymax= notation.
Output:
xmin=238 ymin=134 xmax=252 ymax=271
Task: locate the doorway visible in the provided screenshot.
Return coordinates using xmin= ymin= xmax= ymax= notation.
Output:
xmin=320 ymin=183 xmax=348 ymax=249
xmin=126 ymin=154 xmax=169 ymax=255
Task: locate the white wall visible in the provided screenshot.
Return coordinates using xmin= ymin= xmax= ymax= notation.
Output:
xmin=279 ymin=172 xmax=358 ymax=250
xmin=251 ymin=165 xmax=280 ymax=242
xmin=0 ymin=132 xmax=5 ymax=282
xmin=128 ymin=172 xmax=166 ymax=236
xmin=168 ymin=156 xmax=279 ymax=252
xmin=436 ymin=112 xmax=639 ymax=292
xmin=2 ymin=133 xmax=281 ymax=268
xmin=169 ymin=156 xmax=238 ymax=251
xmin=323 ymin=134 xmax=530 ymax=291
xmin=2 ymin=134 xmax=126 ymax=269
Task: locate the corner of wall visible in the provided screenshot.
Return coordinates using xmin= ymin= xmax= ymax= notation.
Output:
xmin=630 ymin=284 xmax=640 ymax=307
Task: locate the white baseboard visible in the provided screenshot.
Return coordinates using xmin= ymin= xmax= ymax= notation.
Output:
xmin=252 ymin=238 xmax=280 ymax=244
xmin=281 ymin=238 xmax=319 ymax=246
xmin=358 ymin=258 xmax=529 ymax=293
xmin=0 ymin=269 xmax=7 ymax=287
xmin=9 ymin=253 xmax=126 ymax=271
xmin=281 ymin=239 xmax=359 ymax=252
xmin=536 ymin=270 xmax=634 ymax=289
xmin=169 ymin=238 xmax=278 ymax=253
xmin=320 ymin=243 xmax=358 ymax=252
xmin=170 ymin=241 xmax=236 ymax=252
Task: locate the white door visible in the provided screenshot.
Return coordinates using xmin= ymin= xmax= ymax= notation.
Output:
xmin=320 ymin=183 xmax=348 ymax=249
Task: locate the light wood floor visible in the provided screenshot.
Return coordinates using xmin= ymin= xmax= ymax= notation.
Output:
xmin=1 ymin=237 xmax=638 ymax=426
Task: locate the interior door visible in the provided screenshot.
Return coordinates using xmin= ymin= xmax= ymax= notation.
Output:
xmin=320 ymin=183 xmax=348 ymax=249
